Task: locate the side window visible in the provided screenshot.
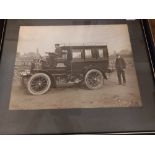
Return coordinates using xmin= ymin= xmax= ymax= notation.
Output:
xmin=103 ymin=47 xmax=109 ymax=58
xmin=85 ymin=49 xmax=92 ymax=58
xmin=61 ymin=49 xmax=68 ymax=59
xmin=72 ymin=49 xmax=83 ymax=59
xmin=98 ymin=49 xmax=104 ymax=58
xmin=92 ymin=49 xmax=98 ymax=58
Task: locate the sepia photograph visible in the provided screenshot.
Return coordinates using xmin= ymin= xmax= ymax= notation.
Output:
xmin=9 ymin=24 xmax=142 ymax=110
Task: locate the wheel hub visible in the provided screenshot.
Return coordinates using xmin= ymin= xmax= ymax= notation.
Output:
xmin=38 ymin=82 xmax=42 ymax=86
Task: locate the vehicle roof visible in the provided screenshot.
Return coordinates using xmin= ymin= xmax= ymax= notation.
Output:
xmin=60 ymin=45 xmax=107 ymax=49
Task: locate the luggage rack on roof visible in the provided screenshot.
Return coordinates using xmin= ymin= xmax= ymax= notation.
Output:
xmin=58 ymin=42 xmax=108 ymax=47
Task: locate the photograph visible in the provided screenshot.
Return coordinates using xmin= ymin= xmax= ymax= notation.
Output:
xmin=9 ymin=24 xmax=142 ymax=110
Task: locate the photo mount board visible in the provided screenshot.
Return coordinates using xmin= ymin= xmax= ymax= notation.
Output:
xmin=0 ymin=19 xmax=154 ymax=134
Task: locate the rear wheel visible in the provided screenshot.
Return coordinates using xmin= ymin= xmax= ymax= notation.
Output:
xmin=84 ymin=69 xmax=103 ymax=90
xmin=27 ymin=73 xmax=51 ymax=95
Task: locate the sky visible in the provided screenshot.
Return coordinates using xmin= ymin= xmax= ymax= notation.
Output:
xmin=17 ymin=24 xmax=132 ymax=56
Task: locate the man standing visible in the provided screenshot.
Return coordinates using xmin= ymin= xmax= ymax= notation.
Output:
xmin=115 ymin=54 xmax=126 ymax=85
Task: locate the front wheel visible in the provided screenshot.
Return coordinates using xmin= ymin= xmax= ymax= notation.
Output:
xmin=27 ymin=73 xmax=51 ymax=95
xmin=84 ymin=69 xmax=103 ymax=90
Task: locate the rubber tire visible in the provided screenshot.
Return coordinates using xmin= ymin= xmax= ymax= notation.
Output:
xmin=84 ymin=69 xmax=103 ymax=90
xmin=27 ymin=73 xmax=51 ymax=95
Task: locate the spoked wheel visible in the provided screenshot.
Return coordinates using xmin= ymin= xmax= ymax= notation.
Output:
xmin=27 ymin=73 xmax=51 ymax=95
xmin=85 ymin=69 xmax=103 ymax=90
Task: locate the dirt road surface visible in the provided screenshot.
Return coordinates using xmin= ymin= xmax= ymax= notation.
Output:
xmin=9 ymin=66 xmax=142 ymax=110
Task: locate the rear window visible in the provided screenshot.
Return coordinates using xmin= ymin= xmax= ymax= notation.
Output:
xmin=98 ymin=49 xmax=104 ymax=58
